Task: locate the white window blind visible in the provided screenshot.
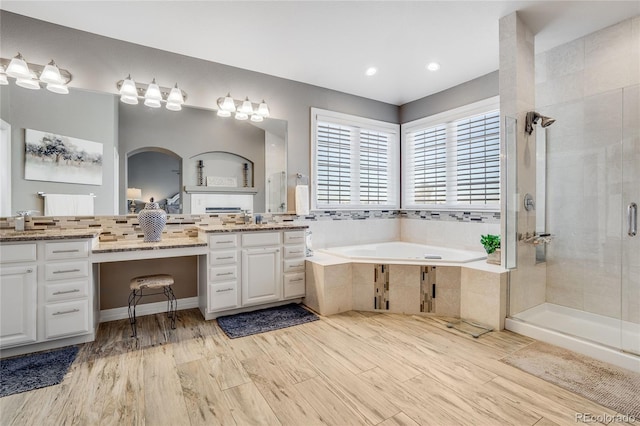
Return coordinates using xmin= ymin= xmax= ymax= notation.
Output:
xmin=312 ymin=108 xmax=399 ymax=210
xmin=402 ymin=97 xmax=500 ymax=211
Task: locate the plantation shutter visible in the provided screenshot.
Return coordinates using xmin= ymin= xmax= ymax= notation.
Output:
xmin=316 ymin=122 xmax=352 ymax=205
xmin=406 ymin=125 xmax=447 ymax=205
xmin=359 ymin=130 xmax=389 ymax=204
xmin=454 ymin=110 xmax=500 ymax=204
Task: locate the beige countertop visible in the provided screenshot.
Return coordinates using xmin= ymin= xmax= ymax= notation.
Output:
xmin=195 ymin=223 xmax=308 ymax=233
xmin=0 ymin=228 xmax=102 ymax=242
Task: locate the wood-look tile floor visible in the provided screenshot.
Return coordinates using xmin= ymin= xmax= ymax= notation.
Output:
xmin=0 ymin=308 xmax=623 ymax=426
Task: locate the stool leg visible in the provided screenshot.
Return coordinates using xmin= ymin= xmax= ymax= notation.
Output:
xmin=128 ymin=289 xmax=143 ymax=338
xmin=164 ymin=285 xmax=177 ymax=329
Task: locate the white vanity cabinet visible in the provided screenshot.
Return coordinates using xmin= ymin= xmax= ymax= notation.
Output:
xmin=282 ymin=231 xmax=306 ymax=298
xmin=200 ymin=228 xmax=307 ymax=319
xmin=241 ymin=232 xmax=281 ymax=306
xmin=0 ymin=244 xmax=37 ymax=348
xmin=207 ymin=234 xmax=241 ymax=312
xmin=0 ymin=239 xmax=95 ymax=356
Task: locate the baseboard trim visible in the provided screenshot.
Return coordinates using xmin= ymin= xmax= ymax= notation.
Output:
xmin=99 ymin=297 xmax=199 ymax=323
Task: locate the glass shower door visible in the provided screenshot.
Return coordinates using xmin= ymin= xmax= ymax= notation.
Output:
xmin=621 ymin=85 xmax=639 ymax=356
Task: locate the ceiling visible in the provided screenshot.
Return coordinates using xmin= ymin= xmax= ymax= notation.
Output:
xmin=2 ymin=1 xmax=638 ymax=105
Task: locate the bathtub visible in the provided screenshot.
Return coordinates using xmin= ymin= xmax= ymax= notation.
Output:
xmin=319 ymin=241 xmax=486 ymax=265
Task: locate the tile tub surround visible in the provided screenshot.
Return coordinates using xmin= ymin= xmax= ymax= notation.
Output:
xmin=306 ymin=253 xmax=507 ymax=330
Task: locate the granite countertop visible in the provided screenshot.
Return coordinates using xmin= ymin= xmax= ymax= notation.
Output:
xmin=196 ymin=223 xmax=308 ymax=233
xmin=93 ymin=237 xmax=208 ymax=253
xmin=0 ymin=228 xmax=102 ymax=242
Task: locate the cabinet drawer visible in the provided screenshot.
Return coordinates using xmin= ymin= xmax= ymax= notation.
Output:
xmin=283 ymin=231 xmax=305 ymax=245
xmin=45 ymin=240 xmax=89 ymax=260
xmin=210 ymin=265 xmax=238 ymax=283
xmin=45 ymin=279 xmax=89 ymax=302
xmin=283 ymin=258 xmax=305 ymax=273
xmin=283 ymin=273 xmax=306 ymax=298
xmin=242 ymin=232 xmax=280 ymax=247
xmin=209 ymin=234 xmax=238 ymax=249
xmin=209 ymin=250 xmax=238 ymax=266
xmin=0 ymin=244 xmax=36 ymax=264
xmin=284 ymin=245 xmax=305 ymax=259
xmin=45 ymin=261 xmax=89 ymax=281
xmin=208 ymin=282 xmax=239 ymax=312
xmin=45 ymin=299 xmax=90 ymax=339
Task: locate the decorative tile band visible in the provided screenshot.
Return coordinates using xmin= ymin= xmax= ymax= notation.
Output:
xmin=0 ymin=208 xmax=497 ymax=242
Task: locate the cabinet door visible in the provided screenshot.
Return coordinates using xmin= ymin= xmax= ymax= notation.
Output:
xmin=0 ymin=265 xmax=37 ymax=347
xmin=241 ymin=248 xmax=281 ymax=306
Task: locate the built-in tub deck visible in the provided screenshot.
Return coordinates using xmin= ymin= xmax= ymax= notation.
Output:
xmin=306 ymin=245 xmax=507 ymax=331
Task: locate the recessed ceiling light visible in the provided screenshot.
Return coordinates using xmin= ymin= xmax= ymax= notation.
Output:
xmin=365 ymin=67 xmax=377 ymax=76
xmin=426 ymin=62 xmax=440 ymax=71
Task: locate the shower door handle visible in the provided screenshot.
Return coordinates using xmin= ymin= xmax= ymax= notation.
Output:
xmin=628 ymin=202 xmax=637 ymax=237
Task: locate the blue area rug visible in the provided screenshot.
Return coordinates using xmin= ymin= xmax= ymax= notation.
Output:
xmin=0 ymin=346 xmax=79 ymax=398
xmin=217 ymin=303 xmax=319 ymax=338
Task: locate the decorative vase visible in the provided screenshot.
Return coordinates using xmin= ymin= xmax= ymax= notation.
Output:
xmin=486 ymin=249 xmax=501 ymax=265
xmin=138 ymin=198 xmax=167 ymax=242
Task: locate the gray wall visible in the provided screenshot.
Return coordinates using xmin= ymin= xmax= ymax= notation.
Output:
xmin=400 ymin=71 xmax=499 ymax=123
xmin=0 ymin=84 xmax=118 ymax=214
xmin=1 ymin=11 xmax=398 ymax=212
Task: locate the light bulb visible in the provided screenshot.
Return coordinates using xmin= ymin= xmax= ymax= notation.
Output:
xmin=119 ymin=75 xmax=138 ymax=97
xmin=120 ymin=95 xmax=139 ymax=105
xmin=40 ymin=60 xmax=64 ymax=84
xmin=250 ymin=114 xmax=264 ymax=122
xmin=16 ymin=71 xmax=40 ymax=90
xmin=166 ymin=102 xmax=182 ymax=111
xmin=46 ymin=82 xmax=69 ymax=94
xmin=0 ymin=66 xmax=7 ymax=85
xmin=6 ymin=53 xmax=31 ymax=79
xmin=221 ymin=93 xmax=236 ymax=112
xmin=144 ymin=78 xmax=162 ymax=101
xmin=166 ymin=84 xmax=184 ymax=105
xmin=235 ymin=111 xmax=248 ymax=121
xmin=144 ymin=98 xmax=161 ymax=108
xmin=217 ymin=110 xmax=231 ymax=117
xmin=257 ymin=100 xmax=270 ymax=117
xmin=240 ymin=97 xmax=253 ymax=114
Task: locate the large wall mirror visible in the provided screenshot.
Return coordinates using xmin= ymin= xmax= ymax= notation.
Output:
xmin=0 ymin=84 xmax=287 ymax=217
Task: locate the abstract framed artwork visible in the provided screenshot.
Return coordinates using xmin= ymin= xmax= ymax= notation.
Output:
xmin=24 ymin=129 xmax=103 ymax=185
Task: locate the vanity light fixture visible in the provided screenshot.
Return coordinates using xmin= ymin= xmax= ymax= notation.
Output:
xmin=116 ymin=76 xmax=187 ymax=111
xmin=1 ymin=53 xmax=73 ymax=94
xmin=216 ymin=94 xmax=271 ymax=121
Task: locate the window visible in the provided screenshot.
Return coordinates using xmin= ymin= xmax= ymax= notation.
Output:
xmin=402 ymin=97 xmax=500 ymax=211
xmin=311 ymin=108 xmax=399 ymax=210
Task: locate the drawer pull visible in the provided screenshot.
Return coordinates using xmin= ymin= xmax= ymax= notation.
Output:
xmin=216 ymin=272 xmax=234 ymax=276
xmin=52 ymin=249 xmax=80 ymax=253
xmin=288 ymin=264 xmax=303 ymax=269
xmin=288 ymin=236 xmax=304 ymax=240
xmin=216 ymin=240 xmax=234 ymax=244
xmin=26 ymin=268 xmax=34 ymax=273
xmin=52 ymin=308 xmax=80 ymax=316
xmin=289 ymin=250 xmax=302 ymax=254
xmin=216 ymin=288 xmax=234 ymax=293
xmin=53 ymin=268 xmax=81 ymax=274
xmin=53 ymin=289 xmax=80 ymax=295
xmin=216 ymin=256 xmax=234 ymax=260
xmin=289 ymin=278 xmax=304 ymax=282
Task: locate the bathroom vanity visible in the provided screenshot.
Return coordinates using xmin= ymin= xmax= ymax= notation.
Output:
xmin=0 ymin=223 xmax=307 ymax=357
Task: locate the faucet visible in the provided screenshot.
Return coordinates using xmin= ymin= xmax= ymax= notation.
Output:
xmin=15 ymin=210 xmax=39 ymax=231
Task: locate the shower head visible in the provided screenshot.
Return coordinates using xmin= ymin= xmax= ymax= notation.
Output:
xmin=525 ymin=111 xmax=556 ymax=134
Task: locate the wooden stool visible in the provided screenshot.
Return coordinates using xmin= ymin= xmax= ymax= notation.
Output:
xmin=128 ymin=274 xmax=177 ymax=338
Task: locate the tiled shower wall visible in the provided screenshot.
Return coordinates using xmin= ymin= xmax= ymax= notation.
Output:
xmin=537 ymin=16 xmax=640 ymax=321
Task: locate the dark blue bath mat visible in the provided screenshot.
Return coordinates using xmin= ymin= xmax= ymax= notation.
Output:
xmin=0 ymin=345 xmax=79 ymax=398
xmin=217 ymin=303 xmax=319 ymax=338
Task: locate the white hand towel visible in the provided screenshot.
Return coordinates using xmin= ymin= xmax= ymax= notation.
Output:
xmin=295 ymin=185 xmax=310 ymax=216
xmin=45 ymin=194 xmax=94 ymax=216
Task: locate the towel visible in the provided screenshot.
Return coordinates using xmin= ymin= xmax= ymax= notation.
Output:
xmin=295 ymin=185 xmax=309 ymax=216
xmin=44 ymin=194 xmax=94 ymax=216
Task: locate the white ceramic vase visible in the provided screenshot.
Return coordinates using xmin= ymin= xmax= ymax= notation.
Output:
xmin=138 ymin=198 xmax=167 ymax=242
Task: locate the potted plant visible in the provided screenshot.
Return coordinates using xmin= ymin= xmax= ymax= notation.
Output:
xmin=481 ymin=234 xmax=501 ymax=265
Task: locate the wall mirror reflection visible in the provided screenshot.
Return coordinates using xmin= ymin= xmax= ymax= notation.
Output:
xmin=0 ymin=84 xmax=288 ymax=217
